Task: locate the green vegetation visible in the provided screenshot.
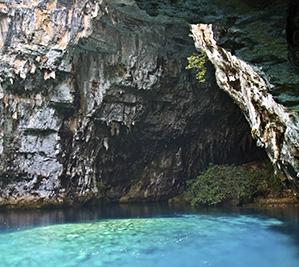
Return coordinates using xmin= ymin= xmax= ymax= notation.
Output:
xmin=186 ymin=52 xmax=208 ymax=84
xmin=183 ymin=163 xmax=283 ymax=207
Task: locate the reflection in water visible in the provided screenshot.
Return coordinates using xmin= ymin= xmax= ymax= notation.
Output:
xmin=0 ymin=204 xmax=299 ymax=267
xmin=1 ymin=203 xmax=299 ymax=231
xmin=0 ymin=203 xmax=184 ymax=231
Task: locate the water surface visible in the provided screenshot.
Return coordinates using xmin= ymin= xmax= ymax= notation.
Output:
xmin=0 ymin=204 xmax=299 ymax=267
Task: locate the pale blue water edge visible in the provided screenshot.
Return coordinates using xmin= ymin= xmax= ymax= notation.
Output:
xmin=0 ymin=205 xmax=299 ymax=267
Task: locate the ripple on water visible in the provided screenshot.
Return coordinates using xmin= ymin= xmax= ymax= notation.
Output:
xmin=0 ymin=214 xmax=298 ymax=267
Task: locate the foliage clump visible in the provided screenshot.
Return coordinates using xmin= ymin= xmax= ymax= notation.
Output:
xmin=186 ymin=53 xmax=208 ymax=83
xmin=184 ymin=163 xmax=283 ymax=207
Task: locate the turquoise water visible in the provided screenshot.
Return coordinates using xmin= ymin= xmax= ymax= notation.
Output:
xmin=0 ymin=206 xmax=299 ymax=267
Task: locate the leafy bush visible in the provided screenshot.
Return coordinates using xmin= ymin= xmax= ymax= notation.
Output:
xmin=184 ymin=164 xmax=282 ymax=207
xmin=186 ymin=53 xmax=208 ymax=83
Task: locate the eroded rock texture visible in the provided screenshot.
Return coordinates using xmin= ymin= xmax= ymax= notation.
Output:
xmin=192 ymin=24 xmax=299 ymax=186
xmin=0 ymin=0 xmax=279 ymax=207
xmin=188 ymin=0 xmax=299 ymax=187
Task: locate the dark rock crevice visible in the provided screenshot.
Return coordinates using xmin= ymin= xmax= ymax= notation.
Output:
xmin=287 ymin=0 xmax=299 ymax=66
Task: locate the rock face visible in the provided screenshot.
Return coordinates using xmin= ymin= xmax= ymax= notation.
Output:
xmin=192 ymin=24 xmax=299 ymax=186
xmin=0 ymin=0 xmax=285 ymax=208
xmin=189 ymin=0 xmax=299 ymax=187
xmin=287 ymin=0 xmax=299 ymax=66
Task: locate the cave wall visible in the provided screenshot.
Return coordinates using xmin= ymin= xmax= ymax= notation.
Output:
xmin=188 ymin=0 xmax=299 ymax=186
xmin=287 ymin=0 xmax=299 ymax=66
xmin=137 ymin=0 xmax=299 ymax=185
xmin=0 ymin=0 xmax=266 ymax=207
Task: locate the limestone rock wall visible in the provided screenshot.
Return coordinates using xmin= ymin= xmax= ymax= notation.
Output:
xmin=0 ymin=0 xmax=266 ymax=207
xmin=185 ymin=0 xmax=299 ymax=187
xmin=192 ymin=24 xmax=299 ymax=186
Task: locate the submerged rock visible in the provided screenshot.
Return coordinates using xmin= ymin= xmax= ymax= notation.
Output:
xmin=0 ymin=0 xmax=294 ymax=208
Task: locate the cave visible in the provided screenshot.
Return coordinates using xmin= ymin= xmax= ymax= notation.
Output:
xmin=0 ymin=0 xmax=297 ymax=209
xmin=0 ymin=2 xmax=299 ymax=266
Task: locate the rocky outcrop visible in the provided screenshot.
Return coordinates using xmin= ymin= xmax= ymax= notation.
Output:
xmin=190 ymin=0 xmax=299 ymax=187
xmin=192 ymin=24 xmax=299 ymax=186
xmin=0 ymin=0 xmax=265 ymax=207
